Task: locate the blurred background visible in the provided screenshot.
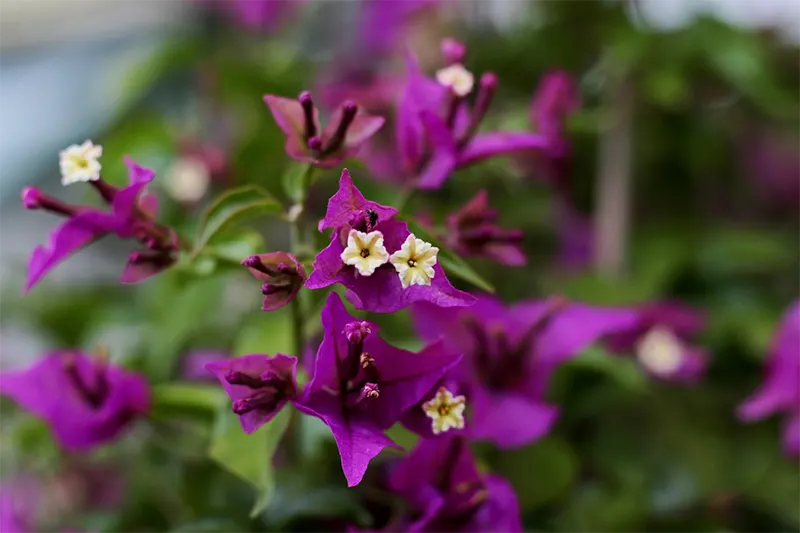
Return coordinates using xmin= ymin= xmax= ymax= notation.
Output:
xmin=0 ymin=0 xmax=798 ymax=531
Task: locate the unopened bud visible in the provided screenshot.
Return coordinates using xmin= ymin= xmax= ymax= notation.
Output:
xmin=21 ymin=187 xmax=41 ymax=209
xmin=441 ymin=37 xmax=467 ymax=65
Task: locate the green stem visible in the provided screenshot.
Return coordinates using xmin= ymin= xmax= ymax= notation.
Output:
xmin=395 ymin=181 xmax=417 ymax=214
xmin=285 ymin=164 xmax=315 ymax=462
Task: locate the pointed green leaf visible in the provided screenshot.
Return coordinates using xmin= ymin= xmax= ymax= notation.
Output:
xmin=208 ymin=405 xmax=291 ymax=515
xmin=193 ymin=186 xmax=281 ymax=256
xmin=405 ymin=220 xmax=495 ymax=293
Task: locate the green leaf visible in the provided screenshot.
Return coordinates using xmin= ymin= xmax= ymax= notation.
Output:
xmin=171 ymin=518 xmax=242 ymax=533
xmin=493 ymin=436 xmax=578 ymax=509
xmin=233 ymin=310 xmax=294 ymax=357
xmin=115 ymin=37 xmax=203 ymax=111
xmin=567 ymin=346 xmax=649 ymax=392
xmin=144 ymin=274 xmax=225 ymax=380
xmin=405 ymin=221 xmax=495 ymax=293
xmin=208 ymin=405 xmax=291 ymax=517
xmin=193 ymin=186 xmax=281 ymax=256
xmin=206 ymin=229 xmax=265 ymax=265
xmin=696 ymin=227 xmax=797 ymax=278
xmin=151 ymin=383 xmax=226 ymax=416
xmin=282 ymin=162 xmax=315 ymax=204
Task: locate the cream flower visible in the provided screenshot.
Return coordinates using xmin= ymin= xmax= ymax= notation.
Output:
xmin=423 ymin=387 xmax=466 ymax=435
xmin=340 ymin=229 xmax=389 ymax=276
xmin=389 ymin=234 xmax=438 ymax=288
xmin=165 ymin=157 xmax=210 ymax=203
xmin=59 ymin=140 xmax=102 ymax=185
xmin=636 ymin=327 xmax=684 ymax=376
xmin=435 ymin=63 xmax=474 ymax=97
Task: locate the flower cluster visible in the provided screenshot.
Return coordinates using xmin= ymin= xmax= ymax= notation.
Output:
xmin=22 ymin=146 xmax=179 ymax=291
xmin=7 ymin=19 xmax=797 ymax=533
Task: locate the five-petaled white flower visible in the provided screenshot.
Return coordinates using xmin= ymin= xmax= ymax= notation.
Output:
xmin=341 ymin=229 xmax=390 ymax=276
xmin=390 ymin=234 xmax=438 ymax=289
xmin=435 ymin=63 xmax=474 ymax=97
xmin=636 ymin=327 xmax=684 ymax=377
xmin=423 ymin=387 xmax=466 ymax=435
xmin=59 ymin=140 xmax=103 ymax=186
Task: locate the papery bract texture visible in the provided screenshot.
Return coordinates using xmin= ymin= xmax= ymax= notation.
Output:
xmin=413 ymin=294 xmax=638 ymax=448
xmin=738 ymin=300 xmax=800 ymax=457
xmin=306 ymin=169 xmax=475 ymax=313
xmin=294 ymin=292 xmax=462 ymax=486
xmin=206 ymin=353 xmax=298 ymax=434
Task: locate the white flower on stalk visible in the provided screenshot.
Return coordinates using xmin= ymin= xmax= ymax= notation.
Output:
xmin=636 ymin=327 xmax=684 ymax=377
xmin=436 ymin=63 xmax=475 ymax=97
xmin=59 ymin=140 xmax=102 ymax=185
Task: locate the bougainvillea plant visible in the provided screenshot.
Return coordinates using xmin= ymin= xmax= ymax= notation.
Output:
xmin=3 ymin=2 xmax=798 ymax=532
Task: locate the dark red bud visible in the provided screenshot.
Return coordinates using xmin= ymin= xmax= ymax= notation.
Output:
xmin=308 ymin=136 xmax=323 ymax=152
xmin=323 ymin=101 xmax=358 ymax=154
xmin=299 ymin=91 xmax=317 ymax=140
xmin=224 ymin=370 xmax=267 ymax=388
xmin=261 ymin=282 xmax=285 ymax=296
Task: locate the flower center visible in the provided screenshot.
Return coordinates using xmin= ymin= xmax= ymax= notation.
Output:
xmin=360 ymin=248 xmax=370 ymax=258
xmin=463 ymin=296 xmax=567 ymax=390
xmin=63 ymin=352 xmax=110 ymax=410
xmin=389 ymin=234 xmax=439 ymax=289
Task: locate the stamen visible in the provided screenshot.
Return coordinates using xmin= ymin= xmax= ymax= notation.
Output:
xmin=359 ymin=382 xmax=380 ymax=401
xmin=323 ymin=101 xmax=358 ymax=154
xmin=360 ymin=352 xmax=374 ymax=369
xmin=298 ymin=91 xmax=317 ymax=140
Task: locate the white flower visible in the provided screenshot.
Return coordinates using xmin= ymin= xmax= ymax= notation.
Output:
xmin=341 ymin=229 xmax=390 ymax=276
xmin=59 ymin=140 xmax=102 ymax=185
xmin=636 ymin=327 xmax=684 ymax=376
xmin=423 ymin=387 xmax=466 ymax=435
xmin=165 ymin=156 xmax=210 ymax=203
xmin=390 ymin=234 xmax=438 ymax=288
xmin=436 ymin=63 xmax=475 ymax=97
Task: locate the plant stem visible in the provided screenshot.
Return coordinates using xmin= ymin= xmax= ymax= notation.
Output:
xmin=594 ymin=77 xmax=634 ymax=279
xmin=285 ymin=164 xmax=315 ymax=462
